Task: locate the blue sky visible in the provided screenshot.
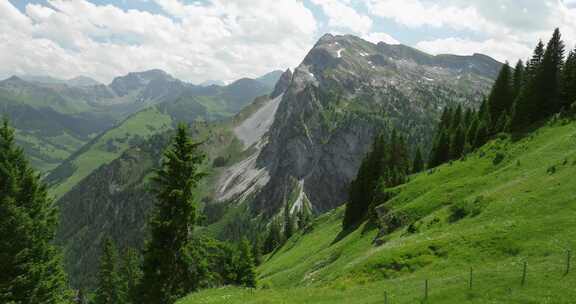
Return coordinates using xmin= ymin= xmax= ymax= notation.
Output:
xmin=2 ymin=0 xmax=576 ymax=84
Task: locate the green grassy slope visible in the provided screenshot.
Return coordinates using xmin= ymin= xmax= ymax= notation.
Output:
xmin=179 ymin=119 xmax=576 ymax=303
xmin=46 ymin=107 xmax=172 ymax=198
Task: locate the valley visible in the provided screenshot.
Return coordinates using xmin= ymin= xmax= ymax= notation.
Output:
xmin=2 ymin=2 xmax=576 ymax=302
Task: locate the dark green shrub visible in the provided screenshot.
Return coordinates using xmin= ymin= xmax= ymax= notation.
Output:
xmin=492 ymin=152 xmax=505 ymax=165
xmin=449 ymin=196 xmax=487 ymax=223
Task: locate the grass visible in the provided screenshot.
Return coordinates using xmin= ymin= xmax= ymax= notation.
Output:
xmin=49 ymin=106 xmax=172 ymax=198
xmin=178 ymin=119 xmax=576 ymax=303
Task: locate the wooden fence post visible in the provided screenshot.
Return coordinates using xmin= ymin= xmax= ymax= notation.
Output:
xmin=566 ymin=250 xmax=571 ymax=276
xmin=384 ymin=291 xmax=388 ymax=304
xmin=521 ymin=261 xmax=527 ymax=287
xmin=424 ymin=279 xmax=429 ymax=300
xmin=469 ymin=267 xmax=473 ymax=289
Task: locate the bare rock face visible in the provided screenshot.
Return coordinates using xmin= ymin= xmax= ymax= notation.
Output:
xmin=270 ymin=69 xmax=293 ymax=99
xmin=242 ymin=34 xmax=500 ymax=215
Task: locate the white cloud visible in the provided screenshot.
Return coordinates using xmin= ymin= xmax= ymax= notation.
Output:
xmin=363 ymin=32 xmax=399 ymax=45
xmin=311 ymin=0 xmax=372 ymax=34
xmin=366 ymin=0 xmax=576 ymax=64
xmin=416 ymin=38 xmax=532 ymax=63
xmin=0 ymin=0 xmax=318 ymax=84
xmin=365 ymin=0 xmax=499 ymax=34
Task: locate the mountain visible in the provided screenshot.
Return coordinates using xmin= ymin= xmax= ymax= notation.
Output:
xmin=223 ymin=34 xmax=500 ymax=217
xmin=1 ymin=69 xmax=276 ymax=172
xmin=180 ymin=119 xmax=576 ymax=303
xmin=108 ymin=69 xmax=187 ymax=102
xmin=255 ymin=70 xmax=285 ymax=87
xmin=66 ymin=76 xmax=101 ymax=87
xmin=199 ymin=80 xmax=227 ymax=87
xmin=45 ymin=76 xmax=273 ymax=198
xmin=270 ymin=69 xmax=292 ymax=99
xmin=19 ymin=74 xmax=67 ymax=85
xmin=55 ymin=95 xmax=273 ymax=287
xmin=0 ymin=76 xmax=116 ymax=171
xmin=52 ymin=34 xmax=501 ymax=289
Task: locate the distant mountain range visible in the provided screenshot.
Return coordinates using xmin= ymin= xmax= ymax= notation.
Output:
xmin=49 ymin=33 xmax=501 ymax=289
xmin=0 ymin=69 xmax=282 ymax=172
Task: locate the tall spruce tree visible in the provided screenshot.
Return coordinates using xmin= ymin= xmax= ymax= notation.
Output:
xmin=412 ymin=147 xmax=424 ymax=173
xmin=487 ymin=62 xmax=513 ymax=126
xmin=474 ymin=121 xmax=489 ymax=148
xmin=512 ymin=41 xmax=546 ymax=131
xmin=343 ymin=134 xmax=385 ymax=229
xmin=512 ymin=60 xmax=525 ymax=98
xmin=465 ymin=115 xmax=479 ymax=152
xmin=236 ymin=239 xmax=257 ymax=288
xmin=0 ymin=120 xmax=72 ymax=304
xmin=121 ymin=248 xmax=142 ymax=304
xmin=429 ymin=106 xmax=455 ymax=167
xmin=562 ymin=48 xmax=576 ymax=109
xmin=529 ymin=40 xmax=545 ymax=74
xmin=138 ymin=123 xmax=206 ymax=304
xmin=538 ymin=28 xmax=565 ymax=117
xmin=94 ymin=238 xmax=124 ymax=304
xmin=264 ymin=219 xmax=283 ymax=254
xmin=283 ymin=203 xmax=294 ymax=240
xmin=449 ymin=125 xmax=465 ymax=160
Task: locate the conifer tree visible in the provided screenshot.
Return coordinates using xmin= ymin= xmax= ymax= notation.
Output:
xmin=94 ymin=238 xmax=124 ymax=304
xmin=449 ymin=125 xmax=465 ymax=160
xmin=465 ymin=116 xmax=479 ymax=151
xmin=252 ymin=236 xmax=263 ymax=266
xmin=264 ymin=219 xmax=282 ymax=254
xmin=121 ymin=248 xmax=142 ymax=304
xmin=139 ymin=123 xmax=206 ymax=304
xmin=0 ymin=120 xmax=72 ymax=304
xmin=529 ymin=40 xmax=545 ymax=74
xmin=494 ymin=112 xmax=509 ymax=134
xmin=538 ymin=28 xmax=565 ymax=117
xmin=487 ymin=62 xmax=513 ymax=124
xmin=412 ymin=147 xmax=424 ymax=173
xmin=562 ymin=48 xmax=576 ymax=109
xmin=283 ymin=203 xmax=294 ymax=240
xmin=464 ymin=107 xmax=474 ymax=124
xmin=450 ymin=105 xmax=463 ymax=130
xmin=512 ymin=41 xmax=546 ymax=131
xmin=343 ymin=134 xmax=385 ymax=229
xmin=236 ymin=239 xmax=256 ymax=288
xmin=512 ymin=60 xmax=525 ymax=98
xmin=429 ymin=129 xmax=450 ymax=168
xmin=474 ymin=121 xmax=489 ymax=147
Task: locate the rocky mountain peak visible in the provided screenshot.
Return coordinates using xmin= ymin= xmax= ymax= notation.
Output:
xmin=3 ymin=75 xmax=24 ymax=83
xmin=240 ymin=34 xmax=501 ymax=215
xmin=270 ymin=69 xmax=292 ymax=99
xmin=108 ymin=69 xmax=181 ymax=98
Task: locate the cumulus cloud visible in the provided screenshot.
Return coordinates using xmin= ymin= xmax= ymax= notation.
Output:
xmin=363 ymin=32 xmax=400 ymax=45
xmin=0 ymin=0 xmax=318 ymax=84
xmin=3 ymin=0 xmax=576 ymax=83
xmin=416 ymin=38 xmax=532 ymax=63
xmin=366 ymin=0 xmax=576 ymax=63
xmin=310 ymin=0 xmax=373 ymax=34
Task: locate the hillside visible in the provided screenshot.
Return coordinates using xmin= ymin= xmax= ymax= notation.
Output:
xmin=1 ymin=70 xmax=276 ymax=172
xmin=48 ymin=34 xmax=502 ymax=289
xmin=44 ymin=75 xmax=275 ymax=198
xmin=224 ymin=34 xmax=500 ymax=220
xmin=179 ymin=118 xmax=576 ymax=303
xmin=55 ymin=95 xmax=273 ymax=287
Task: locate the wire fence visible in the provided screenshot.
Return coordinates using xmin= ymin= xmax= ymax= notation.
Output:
xmin=375 ymin=249 xmax=574 ymax=303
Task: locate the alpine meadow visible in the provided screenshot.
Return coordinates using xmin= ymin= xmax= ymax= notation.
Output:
xmin=2 ymin=0 xmax=576 ymax=303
